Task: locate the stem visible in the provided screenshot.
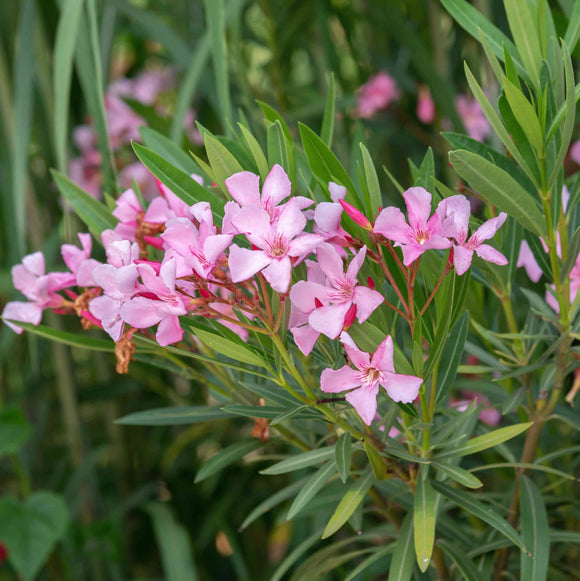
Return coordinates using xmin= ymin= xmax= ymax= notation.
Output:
xmin=419 ymin=266 xmax=450 ymax=316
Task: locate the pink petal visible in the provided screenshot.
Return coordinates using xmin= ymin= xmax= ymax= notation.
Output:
xmin=346 ymin=246 xmax=367 ymax=281
xmin=161 ymin=218 xmax=198 ymax=256
xmin=314 ymin=202 xmax=343 ymax=233
xmin=339 ymin=331 xmax=370 ymax=370
xmin=289 ymin=281 xmax=331 ymax=313
xmin=156 ymin=315 xmax=184 ymax=346
xmin=2 ymin=301 xmax=43 ymax=333
xmin=231 ymin=206 xmax=271 ymax=239
xmin=308 ymin=303 xmax=351 ymax=339
xmin=403 ymin=187 xmax=432 ymax=231
xmin=516 ymin=240 xmax=542 ymax=283
xmin=436 ymin=195 xmax=470 ymax=241
xmin=228 ymin=245 xmax=270 ymax=282
xmin=353 ymin=286 xmax=384 ymax=323
xmin=262 ymin=256 xmax=292 ymax=293
xmin=76 ymin=259 xmax=101 ymax=287
xmin=277 ymin=200 xmax=307 ymax=240
xmin=225 ymin=171 xmax=261 ymax=206
xmin=472 ymin=213 xmax=507 ymax=242
xmin=453 ymin=245 xmax=474 ymax=276
xmin=370 ymin=335 xmax=395 ymax=372
xmin=320 ymin=366 xmax=362 ymax=393
xmin=381 ymin=372 xmax=422 ymax=403
xmin=22 ymin=252 xmax=45 ymax=276
xmin=290 ymin=324 xmax=320 ymax=355
xmin=400 ymin=243 xmax=426 ymax=267
xmin=474 ymin=244 xmax=508 ymax=265
xmin=373 ymin=207 xmax=412 ymax=243
xmin=203 ymin=234 xmax=234 ymax=264
xmin=345 ymin=385 xmax=379 ymax=425
xmin=262 ymin=164 xmax=291 ymax=207
xmin=120 ymin=297 xmax=163 ymax=328
xmin=159 ymin=259 xmax=177 ymax=291
xmin=328 ymin=182 xmax=347 ymax=202
xmin=287 ymin=234 xmax=324 ymax=258
xmin=316 ymin=243 xmax=344 ymax=281
xmin=144 ymin=197 xmax=171 ymax=223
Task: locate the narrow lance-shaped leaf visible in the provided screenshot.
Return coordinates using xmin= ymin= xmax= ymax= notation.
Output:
xmin=438 ymin=540 xmax=485 ymax=581
xmin=388 ymin=511 xmax=415 ymax=581
xmin=520 ymin=476 xmax=549 ymax=581
xmin=335 ymin=432 xmax=352 ymax=483
xmin=202 ymin=131 xmax=243 ymax=193
xmin=432 ymin=481 xmax=529 ymax=553
xmin=432 ymin=461 xmax=483 ymax=489
xmin=320 ymin=74 xmax=336 ymax=147
xmin=436 ymin=422 xmax=532 ymax=459
xmin=322 ymin=468 xmax=374 ymax=538
xmin=360 ymin=143 xmax=381 ymax=215
xmin=195 ymin=441 xmax=262 ymax=483
xmin=238 ymin=123 xmax=269 ymax=179
xmin=116 ymin=406 xmax=232 ymax=426
xmin=414 ymin=468 xmax=436 ymax=572
xmin=449 ymin=149 xmax=545 ymax=236
xmin=260 ymin=447 xmax=335 ymax=475
xmin=287 ymin=461 xmax=336 ymax=519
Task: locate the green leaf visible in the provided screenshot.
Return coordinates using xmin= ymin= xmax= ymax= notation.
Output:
xmin=239 ymin=478 xmax=309 ymax=530
xmin=335 ymin=432 xmax=352 ymax=483
xmin=51 ymin=170 xmax=117 ymax=235
xmin=364 ymin=441 xmax=388 ymax=480
xmin=53 ymin=0 xmax=86 ymax=172
xmin=287 ymin=461 xmax=336 ymax=519
xmin=414 ymin=468 xmax=436 ymax=572
xmin=133 ymin=142 xmax=224 ymax=214
xmin=388 ymin=511 xmax=415 ymax=581
xmin=322 ymin=468 xmax=374 ymax=538
xmin=0 ymin=492 xmax=69 ymax=581
xmin=360 ymin=143 xmax=382 ymax=215
xmin=268 ymin=121 xmax=289 ymax=173
xmin=269 ymin=530 xmax=323 ymax=581
xmin=202 ymin=131 xmax=244 ymax=193
xmin=436 ymin=422 xmax=532 ymax=459
xmin=0 ymin=408 xmax=31 ymax=457
xmin=223 ymin=405 xmax=315 ymax=420
xmin=116 ymin=406 xmax=231 ymax=426
xmin=561 ymin=225 xmax=580 ymax=282
xmin=504 ymin=0 xmax=542 ymax=87
xmin=299 ymin=123 xmax=358 ymax=206
xmin=141 ymin=126 xmax=200 ymax=174
xmin=432 ymin=481 xmax=529 ymax=553
xmin=195 ymin=441 xmax=261 ymax=483
xmin=1 ymin=321 xmax=114 ymax=352
xmin=145 ymin=503 xmax=199 ymax=581
xmin=344 ymin=545 xmax=395 ymax=581
xmin=257 ymin=101 xmax=296 ymax=180
xmin=260 ymin=447 xmax=335 ymax=475
xmin=238 ymin=123 xmax=269 ymax=179
xmin=432 ymin=461 xmax=483 ymax=489
xmin=520 ymin=476 xmax=549 ymax=581
xmin=435 ymin=312 xmax=469 ymax=406
xmin=204 ymin=0 xmax=231 ymax=128
xmin=440 ymin=0 xmax=523 ymax=71
xmin=188 ymin=325 xmax=265 ymax=367
xmin=438 ymin=540 xmax=485 ymax=581
xmin=464 ymin=64 xmax=536 ymax=183
xmin=449 ymin=149 xmax=545 ymax=236
xmin=564 ymin=0 xmax=580 ymax=52
xmin=502 ymin=77 xmax=543 ymax=153
xmin=320 ymin=74 xmax=336 ymax=147
xmin=270 ymin=405 xmax=309 ymax=426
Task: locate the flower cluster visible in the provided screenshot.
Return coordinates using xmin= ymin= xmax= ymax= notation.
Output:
xmin=2 ymin=165 xmax=508 ymax=424
xmin=70 ymin=67 xmax=202 ymax=200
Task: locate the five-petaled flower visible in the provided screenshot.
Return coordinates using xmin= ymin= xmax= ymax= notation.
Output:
xmin=320 ymin=332 xmax=423 ymax=425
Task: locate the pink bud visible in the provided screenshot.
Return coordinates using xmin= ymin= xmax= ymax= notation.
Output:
xmin=199 ymin=288 xmax=211 ymax=299
xmin=366 ymin=276 xmax=376 ymax=290
xmin=343 ymin=303 xmax=357 ymax=329
xmin=314 ymin=297 xmax=324 ymax=309
xmin=338 ymin=200 xmax=372 ymax=231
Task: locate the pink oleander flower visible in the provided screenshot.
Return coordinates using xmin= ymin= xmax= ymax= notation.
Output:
xmin=145 ymin=175 xmax=203 ymax=224
xmin=455 ymin=94 xmax=491 ymax=142
xmin=289 ymin=244 xmax=383 ymax=352
xmin=112 ymin=188 xmax=144 ymax=241
xmin=162 ymin=202 xmax=233 ymax=279
xmin=68 ymin=149 xmax=102 ymax=199
xmin=452 ymin=392 xmax=501 ymax=427
xmin=61 ymin=233 xmax=101 ymax=287
xmin=516 ymin=240 xmax=542 ymax=283
xmin=223 ymin=164 xmax=312 ymax=234
xmin=2 ymin=252 xmax=75 ymax=333
xmin=437 ymin=195 xmax=507 ymax=275
xmin=357 ymin=71 xmax=401 ymax=119
xmin=105 ymin=80 xmax=144 ymax=150
xmin=228 ymin=200 xmax=324 ymax=293
xmin=132 ymin=68 xmax=175 ymax=106
xmin=120 ymin=259 xmax=187 ymax=346
xmin=309 ymin=182 xmax=351 ymax=254
xmin=417 ymin=85 xmax=435 ymax=124
xmin=374 ymin=187 xmax=451 ymax=266
xmin=320 ymin=332 xmax=423 ymax=426
xmin=73 ymin=125 xmax=97 ymax=152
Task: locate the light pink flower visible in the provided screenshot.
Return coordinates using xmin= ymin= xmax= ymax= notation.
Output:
xmin=228 ymin=200 xmax=323 ymax=293
xmin=357 ymin=71 xmax=401 ymax=119
xmin=437 ymin=195 xmax=507 ymax=275
xmin=144 ymin=175 xmax=202 ymax=224
xmin=516 ymin=240 xmax=542 ymax=283
xmin=374 ymin=187 xmax=451 ymax=266
xmin=68 ymin=150 xmax=102 ymax=199
xmin=223 ymin=164 xmax=312 ymax=234
xmin=61 ymin=233 xmax=101 ymax=287
xmin=289 ymin=244 xmax=383 ymax=349
xmin=132 ymin=68 xmax=174 ymax=105
xmin=309 ymin=182 xmax=350 ymax=252
xmin=320 ymin=332 xmax=422 ymax=425
xmin=455 ymin=94 xmax=491 ymax=142
xmin=417 ymin=86 xmax=435 ymax=124
xmin=120 ymin=259 xmax=187 ymax=346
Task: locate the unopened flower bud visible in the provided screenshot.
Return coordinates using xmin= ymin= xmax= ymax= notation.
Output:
xmin=367 ymin=276 xmax=376 ymax=289
xmin=343 ymin=303 xmax=357 ymax=330
xmin=314 ymin=297 xmax=324 ymax=309
xmin=339 ymin=200 xmax=373 ymax=231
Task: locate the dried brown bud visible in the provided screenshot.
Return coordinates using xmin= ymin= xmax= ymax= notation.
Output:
xmin=115 ymin=333 xmax=136 ymax=374
xmin=251 ymin=397 xmax=270 ymax=442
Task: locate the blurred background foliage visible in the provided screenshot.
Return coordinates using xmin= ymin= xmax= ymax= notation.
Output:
xmin=0 ymin=0 xmax=578 ymax=579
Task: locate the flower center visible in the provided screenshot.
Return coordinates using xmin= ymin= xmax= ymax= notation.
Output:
xmin=329 ymin=278 xmax=354 ymax=302
xmin=360 ymin=366 xmax=383 ymax=388
xmin=414 ymin=228 xmax=430 ymax=245
xmin=266 ymin=234 xmax=288 ymax=258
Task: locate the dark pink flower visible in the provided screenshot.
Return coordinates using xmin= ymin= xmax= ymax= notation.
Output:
xmin=320 ymin=332 xmax=422 ymax=425
xmin=357 ymin=71 xmax=401 ymax=119
xmin=374 ymin=187 xmax=451 ymax=266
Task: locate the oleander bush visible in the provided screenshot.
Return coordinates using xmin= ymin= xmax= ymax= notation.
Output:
xmin=1 ymin=1 xmax=580 ymax=580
